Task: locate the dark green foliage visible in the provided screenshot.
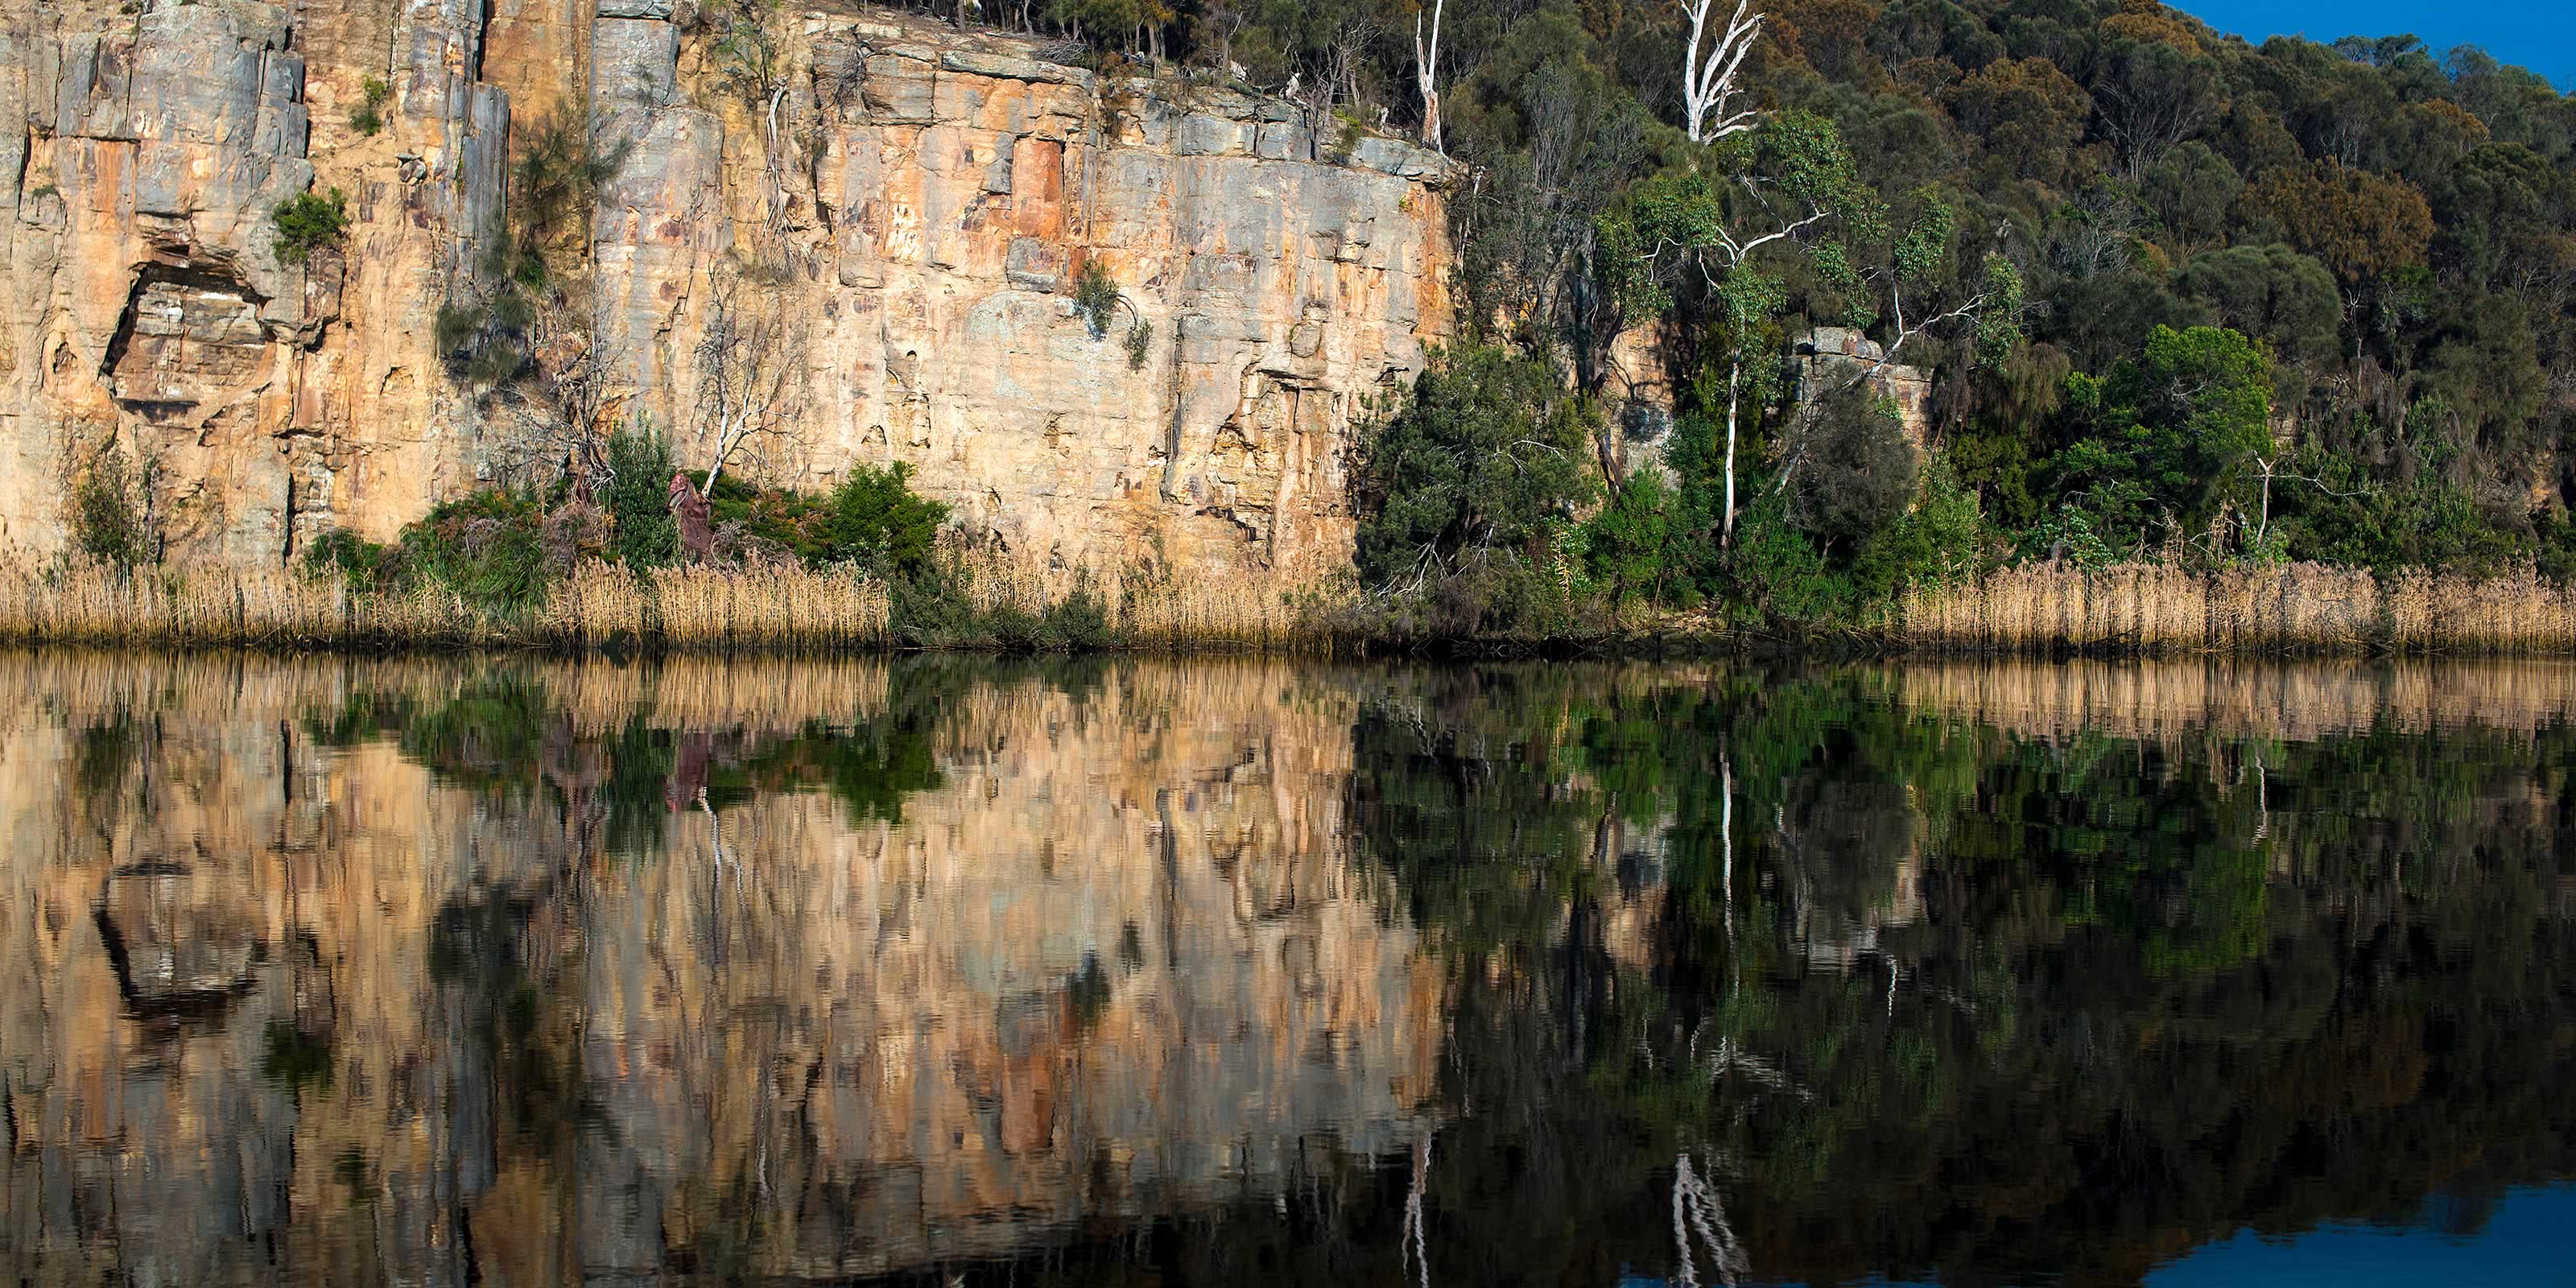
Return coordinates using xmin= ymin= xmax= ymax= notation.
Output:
xmin=697 ymin=463 xmax=951 ymax=576
xmin=396 ymin=490 xmax=552 ymax=615
xmin=1848 ymin=455 xmax=1988 ymax=602
xmin=605 ymin=426 xmax=678 ymax=569
xmin=1579 ymin=469 xmax=1682 ymax=613
xmin=886 ymin=555 xmax=1115 ymax=653
xmin=2274 ymin=448 xmax=2529 ymax=577
xmin=1351 ymin=344 xmax=1596 ymax=592
xmin=69 ymin=444 xmax=147 ymax=568
xmin=1789 ymin=384 xmax=1919 ymax=551
xmin=302 ymin=463 xmax=948 ymax=625
xmin=2044 ymin=325 xmax=2275 ymax=551
xmin=2176 ymin=245 xmax=2343 ymax=375
xmin=301 ymin=496 xmax=555 ymax=617
xmin=300 ymin=527 xmax=397 ymax=591
xmin=1071 ymin=260 xmax=1122 ymax=339
xmin=270 ymin=188 xmax=349 ymax=265
xmin=1724 ymin=485 xmax=1854 ymax=625
xmin=350 ymin=76 xmax=391 ymax=137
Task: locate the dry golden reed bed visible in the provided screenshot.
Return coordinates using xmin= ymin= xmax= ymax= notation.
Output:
xmin=0 ymin=549 xmax=1335 ymax=653
xmin=14 ymin=551 xmax=2568 ymax=656
xmin=0 ymin=558 xmax=893 ymax=651
xmin=1897 ymin=561 xmax=2576 ymax=655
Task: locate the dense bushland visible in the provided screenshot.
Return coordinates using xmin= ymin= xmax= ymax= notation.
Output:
xmin=1232 ymin=0 xmax=2576 ymax=639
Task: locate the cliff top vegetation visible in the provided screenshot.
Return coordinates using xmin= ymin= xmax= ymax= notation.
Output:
xmin=912 ymin=0 xmax=2574 ymax=633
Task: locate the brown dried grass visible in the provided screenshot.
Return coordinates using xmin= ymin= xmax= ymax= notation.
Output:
xmin=934 ymin=541 xmax=1347 ymax=654
xmin=1901 ymin=561 xmax=2576 ymax=655
xmin=0 ymin=557 xmax=892 ymax=653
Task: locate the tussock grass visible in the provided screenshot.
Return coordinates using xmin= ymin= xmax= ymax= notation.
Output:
xmin=1900 ymin=562 xmax=2576 ymax=655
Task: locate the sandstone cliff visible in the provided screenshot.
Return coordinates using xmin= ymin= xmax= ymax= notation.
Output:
xmin=0 ymin=0 xmax=1453 ymax=579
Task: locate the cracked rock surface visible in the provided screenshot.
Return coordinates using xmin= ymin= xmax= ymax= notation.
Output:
xmin=0 ymin=0 xmax=1454 ymax=578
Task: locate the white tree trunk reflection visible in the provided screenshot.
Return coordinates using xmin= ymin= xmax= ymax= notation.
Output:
xmin=1671 ymin=1151 xmax=1748 ymax=1287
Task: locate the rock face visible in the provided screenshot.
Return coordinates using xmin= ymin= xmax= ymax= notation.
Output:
xmin=1791 ymin=326 xmax=1934 ymax=446
xmin=0 ymin=0 xmax=1453 ymax=580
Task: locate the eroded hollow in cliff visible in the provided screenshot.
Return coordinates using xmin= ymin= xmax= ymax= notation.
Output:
xmin=101 ymin=263 xmax=272 ymax=419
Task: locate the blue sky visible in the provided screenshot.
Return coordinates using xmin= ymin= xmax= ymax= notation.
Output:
xmin=2173 ymin=2 xmax=2576 ymax=89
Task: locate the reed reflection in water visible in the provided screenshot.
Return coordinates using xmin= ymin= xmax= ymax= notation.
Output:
xmin=0 ymin=653 xmax=2570 ymax=1288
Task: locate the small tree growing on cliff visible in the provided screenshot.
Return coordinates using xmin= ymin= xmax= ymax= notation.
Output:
xmin=707 ymin=0 xmax=794 ymax=165
xmin=272 ymin=188 xmax=349 ymax=265
xmin=438 ymin=109 xmax=635 ymax=489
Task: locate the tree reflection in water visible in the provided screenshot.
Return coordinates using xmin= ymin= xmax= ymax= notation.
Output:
xmin=0 ymin=654 xmax=2569 ymax=1287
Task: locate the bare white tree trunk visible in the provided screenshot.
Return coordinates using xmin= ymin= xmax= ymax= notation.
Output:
xmin=1414 ymin=0 xmax=1445 ymax=154
xmin=1722 ymin=356 xmax=1741 ymax=545
xmin=1678 ymin=0 xmax=1764 ymax=144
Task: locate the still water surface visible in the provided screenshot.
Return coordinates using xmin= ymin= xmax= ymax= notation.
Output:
xmin=2 ymin=653 xmax=2571 ymax=1286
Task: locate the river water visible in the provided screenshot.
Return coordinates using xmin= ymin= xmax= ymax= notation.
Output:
xmin=1 ymin=653 xmax=2570 ymax=1286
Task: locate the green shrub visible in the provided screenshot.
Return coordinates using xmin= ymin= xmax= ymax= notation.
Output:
xmin=1071 ymin=260 xmax=1121 ymax=339
xmin=1352 ymin=344 xmax=1597 ymax=589
xmin=812 ymin=464 xmax=948 ymax=575
xmin=1726 ymin=488 xmax=1854 ymax=626
xmin=1580 ymin=469 xmax=1682 ymax=613
xmin=1788 ymin=382 xmax=1918 ymax=552
xmin=1849 ymin=456 xmax=1989 ymax=606
xmin=271 ymin=188 xmax=350 ymax=265
xmin=1034 ymin=572 xmax=1116 ymax=650
xmin=605 ymin=425 xmax=679 ymax=569
xmin=1124 ymin=318 xmax=1154 ymax=370
xmin=301 ymin=528 xmax=398 ymax=590
xmin=696 ymin=463 xmax=950 ymax=576
xmin=70 ymin=444 xmax=148 ymax=568
xmin=397 ymin=489 xmax=551 ymax=615
xmin=350 ymin=76 xmax=392 ymax=137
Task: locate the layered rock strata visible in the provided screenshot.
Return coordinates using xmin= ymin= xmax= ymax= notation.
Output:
xmin=0 ymin=0 xmax=1454 ymax=579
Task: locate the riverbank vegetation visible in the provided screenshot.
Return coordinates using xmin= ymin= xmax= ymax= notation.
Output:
xmin=1241 ymin=0 xmax=2576 ymax=650
xmin=15 ymin=425 xmax=1335 ymax=652
xmin=34 ymin=1 xmax=2576 ymax=655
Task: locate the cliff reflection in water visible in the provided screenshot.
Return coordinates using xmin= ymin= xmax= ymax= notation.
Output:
xmin=2 ymin=654 xmax=2573 ymax=1287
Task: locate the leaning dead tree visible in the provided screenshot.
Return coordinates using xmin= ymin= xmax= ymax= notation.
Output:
xmin=1414 ymin=0 xmax=1445 ymax=154
xmin=1677 ymin=0 xmax=1763 ymax=144
xmin=691 ymin=261 xmax=805 ymax=497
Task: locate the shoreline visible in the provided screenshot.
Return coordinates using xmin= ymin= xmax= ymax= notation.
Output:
xmin=7 ymin=556 xmax=2575 ymax=661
